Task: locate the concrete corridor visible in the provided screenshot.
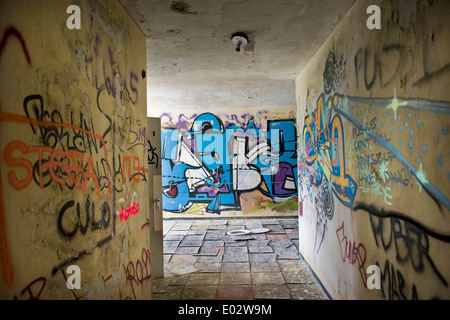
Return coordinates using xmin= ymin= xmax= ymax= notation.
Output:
xmin=151 ymin=217 xmax=327 ymax=300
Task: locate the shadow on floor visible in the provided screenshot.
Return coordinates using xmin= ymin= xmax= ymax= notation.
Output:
xmin=151 ymin=217 xmax=327 ymax=300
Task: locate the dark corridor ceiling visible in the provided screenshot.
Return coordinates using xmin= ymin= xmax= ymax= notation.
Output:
xmin=119 ymin=0 xmax=356 ymax=115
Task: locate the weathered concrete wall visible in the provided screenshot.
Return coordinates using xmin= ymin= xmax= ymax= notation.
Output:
xmin=296 ymin=0 xmax=450 ymax=299
xmin=158 ymin=107 xmax=299 ymax=218
xmin=0 ymin=0 xmax=150 ymax=299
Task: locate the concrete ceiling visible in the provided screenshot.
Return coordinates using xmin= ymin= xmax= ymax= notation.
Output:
xmin=119 ymin=0 xmax=356 ymax=115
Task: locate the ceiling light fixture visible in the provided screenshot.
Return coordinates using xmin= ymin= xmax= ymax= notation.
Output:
xmin=231 ymin=32 xmax=249 ymax=52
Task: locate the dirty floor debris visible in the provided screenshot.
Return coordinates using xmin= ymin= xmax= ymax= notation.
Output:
xmin=151 ymin=218 xmax=327 ymax=300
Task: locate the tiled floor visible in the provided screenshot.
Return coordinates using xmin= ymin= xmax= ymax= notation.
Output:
xmin=151 ymin=217 xmax=327 ymax=300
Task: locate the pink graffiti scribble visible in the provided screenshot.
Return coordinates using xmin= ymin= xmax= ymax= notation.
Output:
xmin=336 ymin=221 xmax=368 ymax=287
xmin=119 ymin=202 xmax=140 ymax=222
xmin=0 ymin=26 xmax=31 ymax=64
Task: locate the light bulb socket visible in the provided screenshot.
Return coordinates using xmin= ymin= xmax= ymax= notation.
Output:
xmin=231 ymin=32 xmax=249 ymax=52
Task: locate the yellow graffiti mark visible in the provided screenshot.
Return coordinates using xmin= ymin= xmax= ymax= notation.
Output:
xmin=183 ymin=203 xmax=208 ymax=215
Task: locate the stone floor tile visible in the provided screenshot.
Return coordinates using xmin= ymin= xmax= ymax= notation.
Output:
xmin=261 ymin=219 xmax=281 ymax=225
xmin=203 ymin=240 xmax=225 ymax=246
xmin=223 ymin=252 xmax=249 ymax=262
xmin=224 ymin=242 xmax=249 ymax=248
xmin=252 ymin=272 xmax=286 ymax=285
xmin=166 ymin=230 xmax=188 ymax=237
xmin=211 ymin=220 xmax=228 ymax=226
xmin=225 ymin=235 xmax=255 ymax=242
xmin=151 ymin=277 xmax=171 ymax=294
xmin=186 ymin=234 xmax=206 ymax=239
xmin=249 ymin=253 xmax=277 ymax=262
xmin=287 ymin=233 xmax=299 ymax=240
xmin=223 ymin=246 xmax=248 ymax=262
xmin=179 ymin=239 xmax=203 ymax=247
xmin=216 ymin=286 xmax=253 ymax=300
xmin=222 ymin=262 xmax=250 ymax=273
xmin=164 ymin=239 xmax=181 ymax=246
xmin=163 ymin=220 xmax=177 ymax=231
xmin=227 ymin=221 xmax=245 ymax=232
xmin=277 ymin=260 xmax=304 ymax=271
xmin=172 ymin=221 xmax=193 ymax=230
xmin=207 ymin=225 xmax=227 ymax=230
xmin=164 ymin=234 xmax=185 ymax=241
xmin=186 ymin=230 xmax=207 ymax=236
xmin=165 ymin=263 xmax=199 ymax=277
xmin=273 ymin=244 xmax=298 ymax=252
xmin=194 ymin=262 xmax=222 ymax=273
xmin=220 ymin=272 xmax=252 ymax=285
xmin=152 ymin=286 xmax=184 ymax=300
xmin=164 ymin=246 xmax=178 ymax=254
xmin=248 ymin=245 xmax=274 ymax=253
xmin=182 ymin=285 xmax=217 ymax=300
xmin=163 ymin=219 xmax=177 ymax=226
xmin=228 ymin=220 xmax=245 ymax=226
xmin=191 ymin=220 xmax=211 ymax=227
xmin=245 ymin=220 xmax=263 ymax=229
xmin=267 ymin=234 xmax=289 ymax=240
xmin=288 ymin=284 xmax=327 ymax=300
xmin=276 ymin=251 xmax=300 ymax=260
xmin=169 ymin=254 xmax=197 ymax=264
xmin=248 ymin=239 xmax=270 ymax=246
xmin=194 ymin=247 xmax=220 ymax=256
xmin=163 ymin=254 xmax=172 ymax=262
xmin=168 ymin=274 xmax=190 ymax=286
xmin=225 ymin=246 xmax=248 ymax=254
xmin=249 ymin=233 xmax=268 ymax=240
xmin=279 ymin=219 xmax=298 ymax=228
xmin=251 ymin=261 xmax=280 ymax=272
xmin=254 ymin=284 xmax=291 ymax=299
xmin=196 ymin=255 xmax=223 ymax=263
xmin=266 ymin=224 xmax=285 ymax=234
xmin=282 ymin=270 xmax=313 ymax=284
xmin=270 ymin=239 xmax=295 ymax=248
xmin=205 ymin=231 xmax=226 ymax=240
xmin=188 ymin=273 xmax=221 ymax=286
xmin=174 ymin=246 xmax=200 ymax=255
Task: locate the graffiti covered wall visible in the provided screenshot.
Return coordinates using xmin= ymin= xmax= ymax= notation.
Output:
xmin=296 ymin=0 xmax=450 ymax=299
xmin=158 ymin=108 xmax=298 ymax=218
xmin=0 ymin=0 xmax=150 ymax=299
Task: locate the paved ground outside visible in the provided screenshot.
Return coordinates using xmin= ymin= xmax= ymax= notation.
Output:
xmin=151 ymin=217 xmax=327 ymax=300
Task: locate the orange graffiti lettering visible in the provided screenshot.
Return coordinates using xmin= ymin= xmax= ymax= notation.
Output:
xmin=4 ymin=140 xmax=102 ymax=194
xmin=122 ymin=155 xmax=148 ymax=183
xmin=3 ymin=140 xmax=34 ymax=190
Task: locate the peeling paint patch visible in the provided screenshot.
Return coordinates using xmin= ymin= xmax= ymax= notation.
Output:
xmin=170 ymin=1 xmax=197 ymax=15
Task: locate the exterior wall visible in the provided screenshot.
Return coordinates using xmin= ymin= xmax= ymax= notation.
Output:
xmin=158 ymin=107 xmax=299 ymax=218
xmin=0 ymin=0 xmax=150 ymax=299
xmin=296 ymin=0 xmax=450 ymax=299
